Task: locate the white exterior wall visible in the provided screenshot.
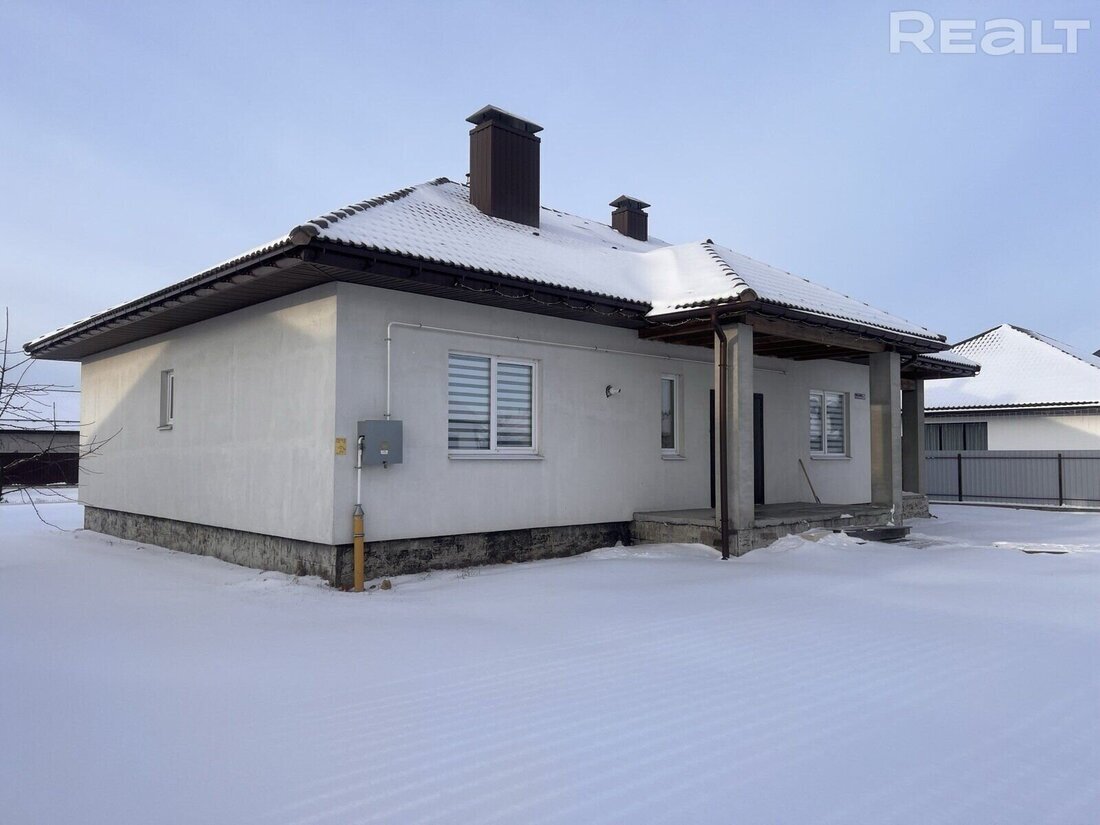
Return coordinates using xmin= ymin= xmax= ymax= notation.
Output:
xmin=754 ymin=355 xmax=872 ymax=505
xmin=78 ymin=280 xmax=877 ymax=548
xmin=80 ymin=286 xmax=339 ymax=545
xmin=333 ymin=284 xmax=875 ymax=543
xmin=333 ymin=285 xmax=714 ymax=544
xmin=929 ymin=412 xmax=1100 ymax=450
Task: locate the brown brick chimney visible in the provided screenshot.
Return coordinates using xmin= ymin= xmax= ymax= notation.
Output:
xmin=610 ymin=195 xmax=650 ymax=242
xmin=466 ymin=105 xmax=543 ymax=228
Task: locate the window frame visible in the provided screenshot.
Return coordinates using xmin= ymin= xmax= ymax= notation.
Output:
xmin=447 ymin=351 xmax=538 ymax=456
xmin=809 ymin=389 xmax=847 ymax=458
xmin=925 ymin=421 xmax=988 ymax=451
xmin=158 ymin=369 xmax=175 ymax=430
xmin=660 ymin=374 xmax=682 ymax=456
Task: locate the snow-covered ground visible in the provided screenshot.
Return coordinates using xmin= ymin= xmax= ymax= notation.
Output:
xmin=2 ymin=498 xmax=1098 ymax=824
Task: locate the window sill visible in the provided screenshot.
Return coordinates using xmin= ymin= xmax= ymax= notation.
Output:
xmin=809 ymin=454 xmax=850 ymax=461
xmin=661 ymin=454 xmax=687 ymax=461
xmin=448 ymin=452 xmax=543 ymax=461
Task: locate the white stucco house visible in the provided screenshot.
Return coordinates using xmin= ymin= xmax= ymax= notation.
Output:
xmin=26 ymin=106 xmax=974 ymax=585
xmin=925 ymin=324 xmax=1100 ymax=450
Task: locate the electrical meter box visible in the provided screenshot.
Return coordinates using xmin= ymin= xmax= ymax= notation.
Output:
xmin=357 ymin=420 xmax=403 ymax=466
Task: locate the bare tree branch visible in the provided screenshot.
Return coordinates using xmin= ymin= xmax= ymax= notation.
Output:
xmin=1 ymin=307 xmax=118 ymax=519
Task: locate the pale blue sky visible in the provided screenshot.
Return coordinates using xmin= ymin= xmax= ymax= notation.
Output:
xmin=2 ymin=1 xmax=1097 ymax=416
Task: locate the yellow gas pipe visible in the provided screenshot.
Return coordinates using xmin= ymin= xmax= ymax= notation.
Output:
xmin=353 ymin=435 xmax=365 ymax=592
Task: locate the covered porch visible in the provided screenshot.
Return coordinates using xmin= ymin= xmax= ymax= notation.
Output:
xmin=639 ymin=309 xmax=971 ymax=556
xmin=631 ymin=498 xmax=928 ymax=550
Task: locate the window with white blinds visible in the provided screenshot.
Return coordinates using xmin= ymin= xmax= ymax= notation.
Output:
xmin=809 ymin=390 xmax=847 ymax=456
xmin=448 ymin=352 xmax=536 ymax=453
xmin=496 ymin=361 xmax=534 ymax=448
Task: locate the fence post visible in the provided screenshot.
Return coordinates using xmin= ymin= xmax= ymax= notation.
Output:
xmin=957 ymin=453 xmax=964 ymax=502
xmin=1057 ymin=452 xmax=1064 ymax=507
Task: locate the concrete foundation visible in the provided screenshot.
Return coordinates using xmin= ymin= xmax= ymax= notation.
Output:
xmin=344 ymin=522 xmax=630 ymax=584
xmin=86 ymin=497 xmax=930 ymax=587
xmin=85 ymin=507 xmax=343 ymax=582
xmin=85 ymin=507 xmax=629 ymax=588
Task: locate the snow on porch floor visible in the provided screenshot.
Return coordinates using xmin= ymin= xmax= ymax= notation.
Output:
xmin=1 ymin=499 xmax=1099 ymax=824
xmin=633 ymin=501 xmax=891 ymax=526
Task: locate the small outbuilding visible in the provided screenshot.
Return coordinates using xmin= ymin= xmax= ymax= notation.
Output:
xmin=0 ymin=425 xmax=80 ymax=489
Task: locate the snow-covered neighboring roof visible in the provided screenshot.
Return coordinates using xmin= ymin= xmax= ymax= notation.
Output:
xmin=307 ymin=179 xmax=942 ymax=341
xmin=919 ymin=350 xmax=980 ymax=370
xmin=925 ymin=324 xmax=1100 ymax=410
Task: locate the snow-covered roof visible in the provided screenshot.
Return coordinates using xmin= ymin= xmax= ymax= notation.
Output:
xmin=925 ymin=324 xmax=1100 ymax=410
xmin=307 ymin=179 xmax=942 ymax=340
xmin=919 ymin=350 xmax=980 ymax=370
xmin=27 ymin=177 xmax=945 ymax=356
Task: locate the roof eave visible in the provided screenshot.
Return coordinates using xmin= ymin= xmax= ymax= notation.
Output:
xmin=25 ymin=235 xmax=657 ymax=362
xmin=927 ymin=402 xmax=1100 ymax=414
xmin=24 ymin=240 xmax=299 ymax=360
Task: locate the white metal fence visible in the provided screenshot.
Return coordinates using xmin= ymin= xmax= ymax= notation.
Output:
xmin=925 ymin=450 xmax=1100 ymax=509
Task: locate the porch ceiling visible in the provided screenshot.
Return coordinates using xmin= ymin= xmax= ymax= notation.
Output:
xmin=639 ymin=312 xmax=972 ymax=379
xmin=638 ymin=313 xmax=890 ymax=361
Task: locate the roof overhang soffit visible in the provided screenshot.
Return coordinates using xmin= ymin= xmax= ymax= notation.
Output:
xmin=639 ymin=302 xmax=946 ymax=358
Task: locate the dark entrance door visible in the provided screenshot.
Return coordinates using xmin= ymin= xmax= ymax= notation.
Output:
xmin=753 ymin=393 xmax=765 ymax=506
xmin=709 ymin=391 xmax=765 ymax=507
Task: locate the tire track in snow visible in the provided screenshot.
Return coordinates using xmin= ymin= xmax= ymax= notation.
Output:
xmin=261 ymin=599 xmax=999 ymax=824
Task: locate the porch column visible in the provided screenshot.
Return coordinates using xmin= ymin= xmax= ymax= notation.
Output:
xmin=902 ymin=378 xmax=926 ymax=494
xmin=869 ymin=351 xmax=903 ymax=518
xmin=714 ymin=323 xmax=755 ymax=539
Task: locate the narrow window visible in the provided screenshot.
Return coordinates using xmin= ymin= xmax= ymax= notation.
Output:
xmin=661 ymin=375 xmax=679 ymax=453
xmin=159 ymin=370 xmax=174 ymax=429
xmin=809 ymin=390 xmax=846 ymax=456
xmin=448 ymin=353 xmax=537 ymax=453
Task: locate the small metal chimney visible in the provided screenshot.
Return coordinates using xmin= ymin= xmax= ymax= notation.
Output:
xmin=610 ymin=195 xmax=650 ymax=242
xmin=466 ymin=105 xmax=543 ymax=228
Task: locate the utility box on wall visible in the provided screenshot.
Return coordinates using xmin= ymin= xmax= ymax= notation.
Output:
xmin=357 ymin=420 xmax=403 ymax=466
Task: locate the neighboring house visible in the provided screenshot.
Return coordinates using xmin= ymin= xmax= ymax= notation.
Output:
xmin=925 ymin=324 xmax=1100 ymax=450
xmin=25 ymin=106 xmax=973 ymax=585
xmin=0 ymin=425 xmax=80 ymax=488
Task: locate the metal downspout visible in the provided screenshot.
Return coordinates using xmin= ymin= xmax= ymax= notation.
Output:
xmin=711 ymin=311 xmax=730 ymax=560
